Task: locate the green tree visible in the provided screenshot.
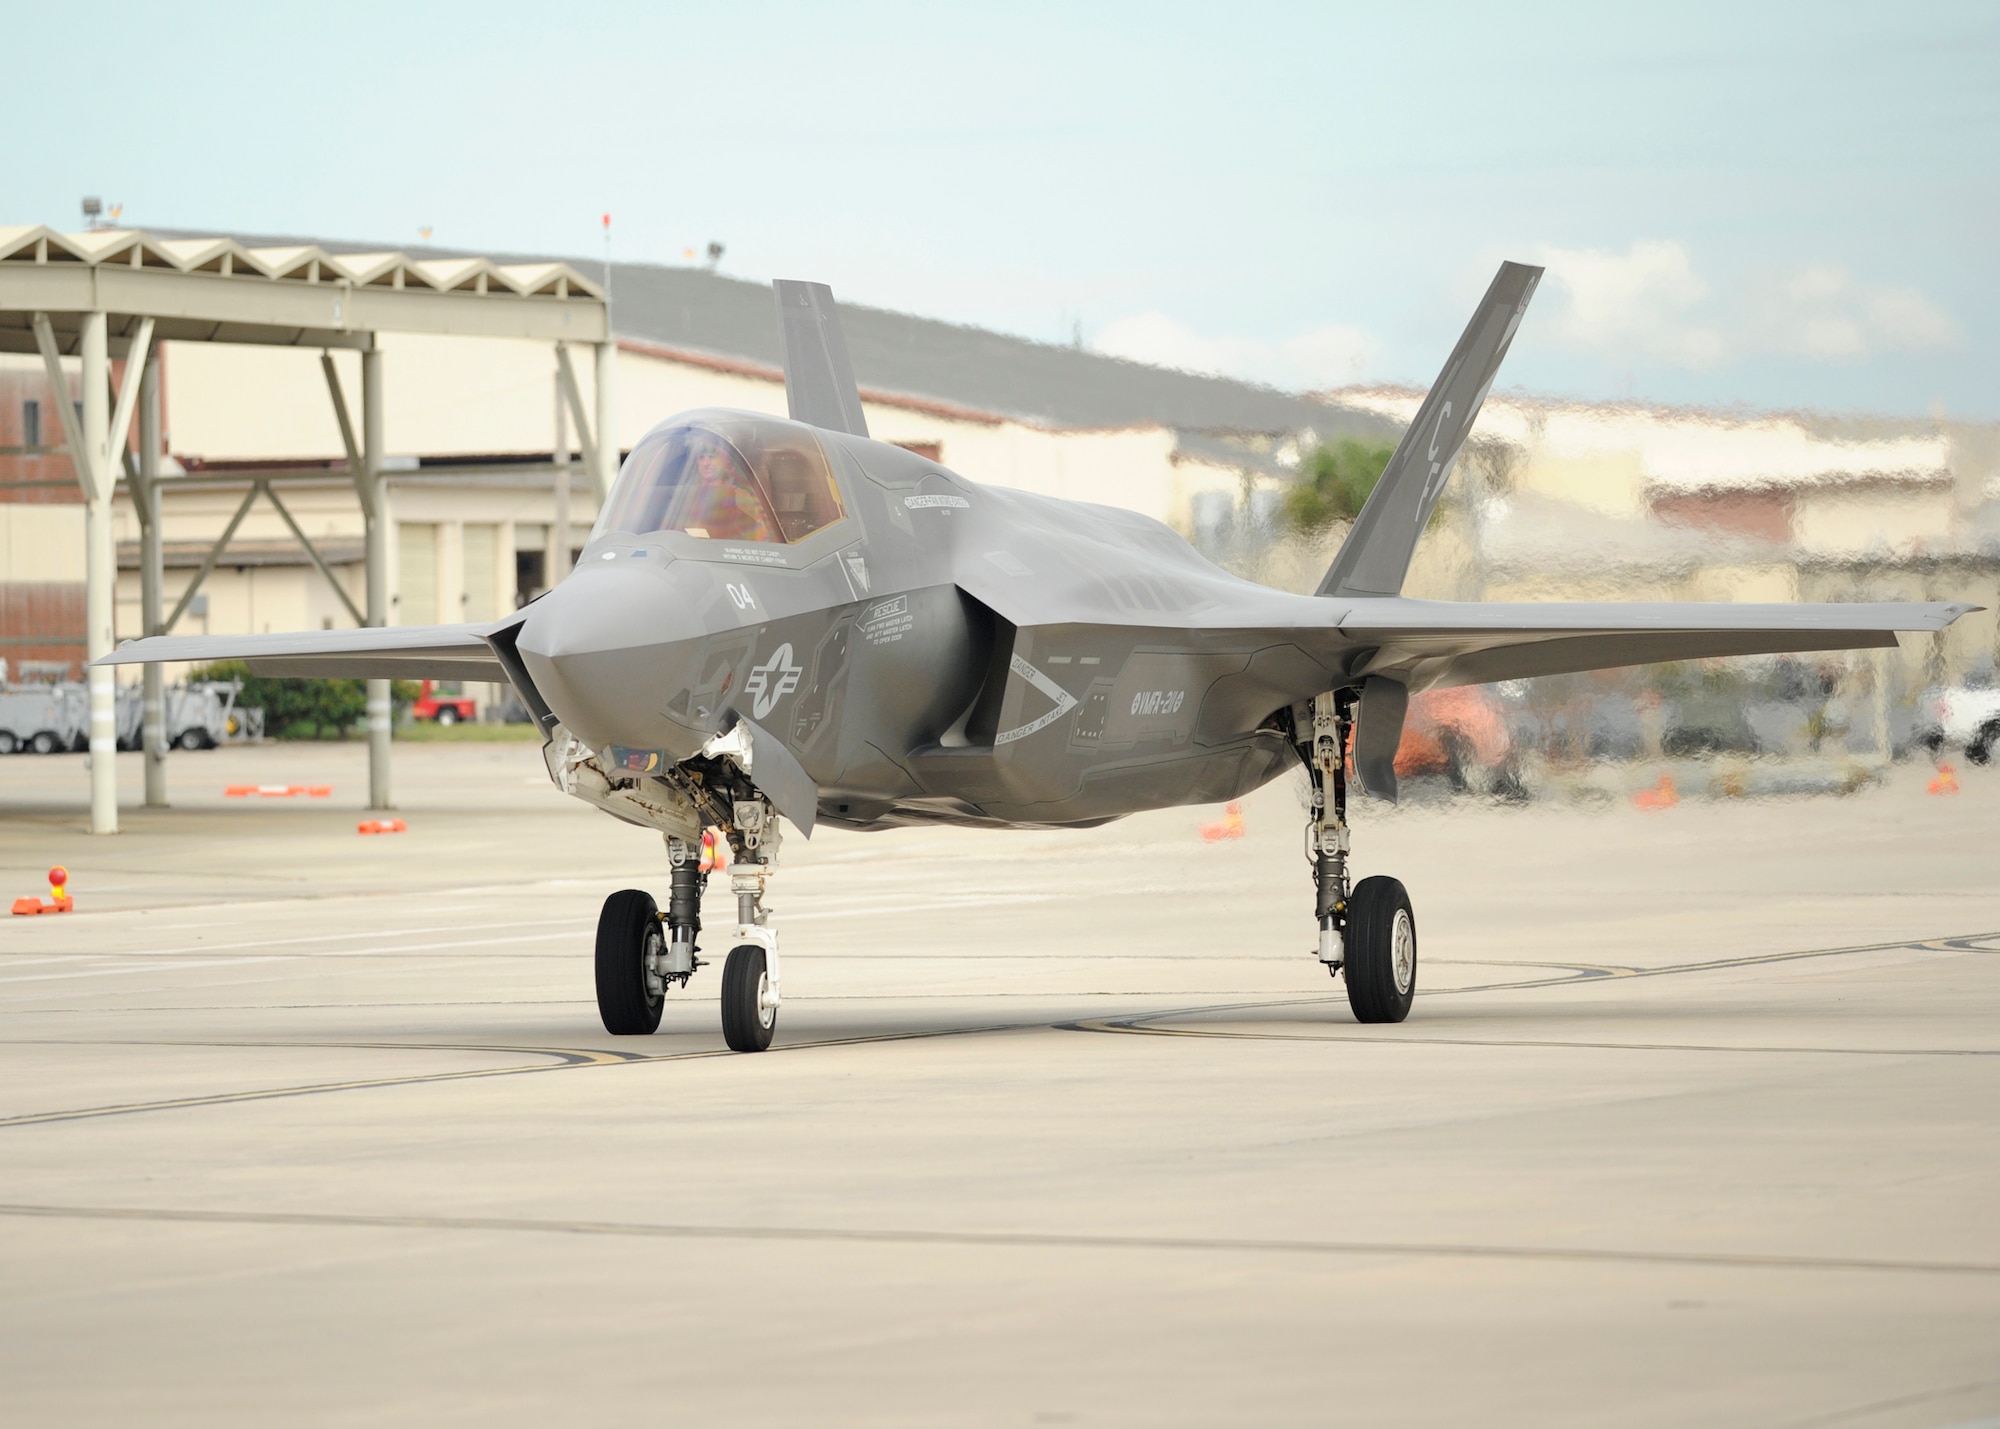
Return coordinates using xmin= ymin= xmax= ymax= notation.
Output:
xmin=1282 ymin=438 xmax=1396 ymax=535
xmin=189 ymin=661 xmax=419 ymax=740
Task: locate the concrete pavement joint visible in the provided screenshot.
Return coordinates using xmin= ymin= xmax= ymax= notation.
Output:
xmin=0 ymin=1201 xmax=1995 ymax=1278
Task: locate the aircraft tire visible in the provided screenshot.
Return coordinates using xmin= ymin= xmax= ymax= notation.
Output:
xmin=595 ymin=889 xmax=664 ymax=1035
xmin=720 ymin=945 xmax=776 ymax=1052
xmin=1344 ymin=876 xmax=1416 ymax=1024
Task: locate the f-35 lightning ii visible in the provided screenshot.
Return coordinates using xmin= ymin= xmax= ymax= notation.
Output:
xmin=103 ymin=264 xmax=1973 ymax=1050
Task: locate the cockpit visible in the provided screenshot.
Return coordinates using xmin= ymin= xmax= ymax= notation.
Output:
xmin=593 ymin=411 xmax=846 ymax=545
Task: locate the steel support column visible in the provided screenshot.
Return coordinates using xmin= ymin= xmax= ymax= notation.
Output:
xmin=551 ymin=366 xmax=571 ymax=586
xmin=361 ymin=340 xmax=391 ymax=810
xmin=593 ymin=339 xmax=617 ymax=506
xmin=138 ymin=347 xmax=167 ymax=806
xmin=80 ymin=314 xmax=118 ymax=833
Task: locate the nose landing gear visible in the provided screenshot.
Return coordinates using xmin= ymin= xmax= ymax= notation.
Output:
xmin=592 ymin=794 xmax=784 ymax=1051
xmin=1295 ymin=690 xmax=1417 ymax=1024
xmin=718 ymin=800 xmax=781 ymax=1052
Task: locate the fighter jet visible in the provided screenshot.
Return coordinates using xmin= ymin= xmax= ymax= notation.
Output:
xmin=104 ymin=264 xmax=1973 ymax=1050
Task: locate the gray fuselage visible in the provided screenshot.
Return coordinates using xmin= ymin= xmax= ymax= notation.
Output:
xmin=512 ymin=411 xmax=1350 ymax=831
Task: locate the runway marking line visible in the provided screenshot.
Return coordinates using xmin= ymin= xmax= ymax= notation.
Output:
xmin=0 ymin=1023 xmax=1035 ymax=1129
xmin=0 ymin=1201 xmax=1994 ymax=1279
xmin=2 ymin=931 xmax=1990 ymax=1128
xmin=1060 ymin=1021 xmax=2000 ymax=1058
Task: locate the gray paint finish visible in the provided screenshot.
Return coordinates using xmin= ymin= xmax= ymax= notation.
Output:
xmin=102 ymin=268 xmax=1974 ymax=839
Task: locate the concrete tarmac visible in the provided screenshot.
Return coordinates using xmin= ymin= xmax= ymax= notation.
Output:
xmin=1 ymin=743 xmax=1996 ymax=1427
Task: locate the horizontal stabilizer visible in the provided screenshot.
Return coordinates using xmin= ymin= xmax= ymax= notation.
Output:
xmin=95 ymin=623 xmax=506 ymax=682
xmin=773 ymin=280 xmax=869 ymax=437
xmin=1318 ymin=262 xmax=1542 ymax=599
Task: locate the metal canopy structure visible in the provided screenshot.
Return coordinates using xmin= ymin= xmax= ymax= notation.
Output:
xmin=0 ymin=227 xmax=613 ymax=833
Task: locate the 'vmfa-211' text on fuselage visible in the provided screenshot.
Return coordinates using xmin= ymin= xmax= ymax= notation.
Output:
xmin=105 ymin=268 xmax=1974 ymax=1051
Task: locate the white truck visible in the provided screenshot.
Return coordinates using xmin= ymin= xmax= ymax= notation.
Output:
xmin=1919 ymin=685 xmax=2000 ymax=765
xmin=0 ymin=679 xmax=256 ymax=754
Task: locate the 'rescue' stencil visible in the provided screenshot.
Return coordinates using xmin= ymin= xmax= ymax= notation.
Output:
xmin=859 ymin=595 xmax=913 ymax=646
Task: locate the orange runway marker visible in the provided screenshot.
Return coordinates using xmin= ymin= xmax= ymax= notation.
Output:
xmin=226 ymin=785 xmax=334 ymax=799
xmin=357 ymin=819 xmax=408 ymax=835
xmin=12 ymin=866 xmax=75 ymax=916
xmin=1929 ymin=765 xmax=1959 ymax=796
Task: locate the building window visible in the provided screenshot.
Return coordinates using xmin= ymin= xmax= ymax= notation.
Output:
xmin=462 ymin=523 xmax=500 ymax=622
xmin=398 ymin=522 xmax=440 ymax=625
xmin=22 ymin=400 xmax=40 ymax=449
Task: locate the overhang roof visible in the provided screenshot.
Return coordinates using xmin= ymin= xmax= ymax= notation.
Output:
xmin=167 ymin=228 xmax=1397 ymax=441
xmin=0 ymin=226 xmax=608 ymax=354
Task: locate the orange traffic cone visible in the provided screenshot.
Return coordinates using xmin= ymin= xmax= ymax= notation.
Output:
xmin=1632 ymin=774 xmax=1679 ymax=810
xmin=12 ymin=865 xmax=74 ymax=916
xmin=1929 ymin=765 xmax=1959 ymax=796
xmin=1201 ymin=801 xmax=1246 ymax=841
xmin=357 ymin=818 xmax=408 ymax=834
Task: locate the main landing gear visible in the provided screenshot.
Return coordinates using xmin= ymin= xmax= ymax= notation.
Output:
xmin=594 ymin=794 xmax=784 ymax=1052
xmin=1295 ymin=690 xmax=1416 ymax=1023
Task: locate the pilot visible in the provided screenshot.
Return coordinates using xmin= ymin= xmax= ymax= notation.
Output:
xmin=683 ymin=436 xmax=780 ymax=542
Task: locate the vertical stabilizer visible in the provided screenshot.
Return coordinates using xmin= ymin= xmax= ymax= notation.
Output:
xmin=1316 ymin=262 xmax=1541 ymax=598
xmin=773 ymin=280 xmax=869 ymax=437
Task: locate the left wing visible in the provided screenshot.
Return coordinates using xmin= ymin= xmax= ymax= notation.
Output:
xmin=95 ymin=622 xmax=507 ymax=681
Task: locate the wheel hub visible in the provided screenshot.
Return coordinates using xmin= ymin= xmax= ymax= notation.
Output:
xmin=1391 ymin=908 xmax=1415 ymax=995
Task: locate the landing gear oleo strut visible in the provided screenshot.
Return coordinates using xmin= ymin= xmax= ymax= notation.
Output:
xmin=1294 ymin=690 xmax=1416 ymax=1024
xmin=717 ymin=798 xmax=782 ymax=1052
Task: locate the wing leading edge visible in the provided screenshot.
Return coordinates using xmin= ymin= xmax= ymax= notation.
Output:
xmin=95 ymin=623 xmax=508 ymax=682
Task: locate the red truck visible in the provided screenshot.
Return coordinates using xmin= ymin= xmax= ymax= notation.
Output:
xmin=410 ymin=679 xmax=477 ymax=726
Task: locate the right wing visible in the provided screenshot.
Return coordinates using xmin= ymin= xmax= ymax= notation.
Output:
xmin=95 ymin=622 xmax=508 ymax=682
xmin=1336 ymin=597 xmax=1976 ymax=691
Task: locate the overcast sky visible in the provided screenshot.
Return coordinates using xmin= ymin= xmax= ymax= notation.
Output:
xmin=10 ymin=0 xmax=1996 ymax=418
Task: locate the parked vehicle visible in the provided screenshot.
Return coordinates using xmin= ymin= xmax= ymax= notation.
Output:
xmin=0 ymin=682 xmax=66 ymax=754
xmin=1 ymin=679 xmax=252 ymax=753
xmin=410 ymin=679 xmax=477 ymax=726
xmin=165 ymin=681 xmax=250 ymax=749
xmin=1917 ymin=685 xmax=2000 ymax=764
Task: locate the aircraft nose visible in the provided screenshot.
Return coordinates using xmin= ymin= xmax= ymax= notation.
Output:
xmin=515 ymin=559 xmax=705 ymax=754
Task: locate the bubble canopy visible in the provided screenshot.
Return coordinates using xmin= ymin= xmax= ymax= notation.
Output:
xmin=593 ymin=411 xmax=847 ymax=545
